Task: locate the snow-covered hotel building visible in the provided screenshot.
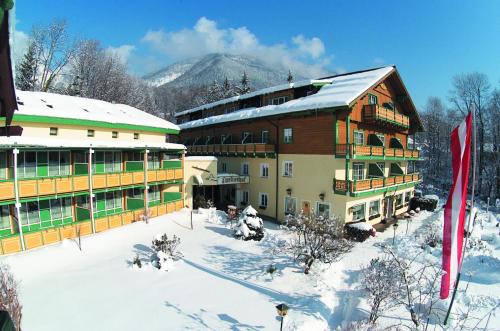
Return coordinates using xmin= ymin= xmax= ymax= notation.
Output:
xmin=177 ymin=66 xmax=423 ymax=224
xmin=0 ymin=91 xmax=185 ymax=254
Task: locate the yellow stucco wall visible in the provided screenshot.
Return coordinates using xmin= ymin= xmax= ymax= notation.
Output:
xmin=7 ymin=121 xmax=166 ymax=144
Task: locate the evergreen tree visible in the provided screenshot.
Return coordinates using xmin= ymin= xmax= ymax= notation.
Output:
xmin=240 ymin=71 xmax=250 ymax=94
xmin=15 ymin=42 xmax=37 ymax=91
xmin=287 ymin=70 xmax=294 ymax=83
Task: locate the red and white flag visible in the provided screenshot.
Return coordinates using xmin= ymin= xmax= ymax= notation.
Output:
xmin=440 ymin=112 xmax=473 ymax=299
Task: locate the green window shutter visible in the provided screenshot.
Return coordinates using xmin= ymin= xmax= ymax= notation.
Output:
xmin=389 ymin=137 xmax=404 ymax=149
xmin=368 ymin=163 xmax=384 ymax=177
xmin=390 ymin=163 xmax=404 ymax=175
xmin=367 ymin=134 xmax=384 ymax=146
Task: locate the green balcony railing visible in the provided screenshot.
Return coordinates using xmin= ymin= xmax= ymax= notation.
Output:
xmin=334 ymin=173 xmax=421 ymax=194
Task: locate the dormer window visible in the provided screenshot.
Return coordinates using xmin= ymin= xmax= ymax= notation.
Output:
xmin=50 ymin=127 xmax=58 ymax=136
xmin=87 ymin=129 xmax=95 ymax=137
xmin=134 ymin=133 xmax=139 ymax=140
xmin=368 ymin=93 xmax=378 ymax=105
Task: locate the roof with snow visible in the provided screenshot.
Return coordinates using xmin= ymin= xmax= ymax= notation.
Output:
xmin=179 ymin=66 xmax=424 ymax=131
xmin=12 ymin=90 xmax=180 ymax=134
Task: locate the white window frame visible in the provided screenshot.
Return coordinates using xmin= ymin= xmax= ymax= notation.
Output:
xmin=354 ymin=131 xmax=364 ymax=145
xmin=260 ymin=163 xmax=269 ymax=178
xmin=352 ymin=203 xmax=365 ymax=221
xmin=0 ymin=205 xmax=10 ymax=230
xmin=316 ymin=202 xmax=331 ymax=219
xmin=261 ymin=130 xmax=269 ymax=144
xmin=369 ymin=200 xmax=380 ymax=217
xmin=270 ymin=96 xmax=288 ymax=105
xmin=259 ymin=192 xmax=269 ymax=208
xmin=241 ymin=162 xmax=249 ymax=176
xmin=352 ymin=162 xmax=365 ymax=181
xmin=283 ymin=161 xmax=293 ymax=177
xmin=284 ymin=196 xmax=297 ymax=215
xmin=368 ymin=93 xmax=378 ymax=105
xmin=283 ymin=128 xmax=293 ymax=144
xmin=376 ymin=134 xmax=385 ymax=146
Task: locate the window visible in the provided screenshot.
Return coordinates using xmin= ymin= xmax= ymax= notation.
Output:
xmin=104 ymin=151 xmax=122 ymax=172
xmin=377 ymin=162 xmax=385 ymax=174
xmin=283 ymin=161 xmax=293 ymax=177
xmin=87 ymin=129 xmax=95 ymax=137
xmin=407 ymin=161 xmax=416 ymax=174
xmin=17 ymin=151 xmax=36 ymax=179
xmin=49 ymin=197 xmax=72 ymax=221
xmin=148 ymin=152 xmax=161 ymax=170
xmin=285 ymin=196 xmax=297 ymax=215
xmin=368 ymin=93 xmax=378 ymax=105
xmin=283 ymin=128 xmax=293 ymax=144
xmin=354 ymin=131 xmax=364 ymax=145
xmin=148 ymin=186 xmax=161 ymax=205
xmin=220 ymin=134 xmax=227 ymax=144
xmin=259 ymin=193 xmax=269 ymax=208
xmin=404 ymin=192 xmax=411 ymax=205
xmin=128 ymin=188 xmax=143 ymax=199
xmin=395 ymin=194 xmax=403 ymax=209
xmin=369 ymin=200 xmax=380 ymax=218
xmin=261 ymin=130 xmax=269 ymax=144
xmin=241 ymin=191 xmax=249 ymax=205
xmin=165 ymin=134 xmax=169 ymax=143
xmin=49 ymin=127 xmax=58 ymax=136
xmin=0 ymin=206 xmax=10 ymax=231
xmin=134 ymin=133 xmax=139 ymax=140
xmin=316 ymin=202 xmax=330 ymax=219
xmin=112 ymin=131 xmax=119 ymax=138
xmin=260 ymin=163 xmax=269 ymax=178
xmin=352 ymin=203 xmax=365 ymax=221
xmin=46 ymin=151 xmax=70 ymax=176
xmin=0 ymin=152 xmax=5 ymax=180
xmin=270 ymin=96 xmax=288 ymax=105
xmin=241 ymin=162 xmax=249 ymax=175
xmin=352 ymin=163 xmax=365 ymax=180
xmin=241 ymin=131 xmax=252 ymax=144
xmin=20 ymin=201 xmax=40 ymax=227
xmin=221 ymin=162 xmax=227 ymax=173
xmin=376 ymin=134 xmax=385 ymax=146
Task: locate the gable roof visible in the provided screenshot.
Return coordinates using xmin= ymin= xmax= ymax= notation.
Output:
xmin=180 ymin=66 xmax=395 ymax=130
xmin=12 ymin=90 xmax=180 ymax=134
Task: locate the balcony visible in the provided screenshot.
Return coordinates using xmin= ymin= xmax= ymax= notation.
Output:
xmin=335 ymin=144 xmax=420 ymax=160
xmin=187 ymin=143 xmax=275 ymax=157
xmin=334 ymin=173 xmax=421 ymax=196
xmin=363 ymin=104 xmax=409 ymax=130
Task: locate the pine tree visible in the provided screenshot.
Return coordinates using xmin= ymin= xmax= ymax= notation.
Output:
xmin=287 ymin=70 xmax=294 ymax=83
xmin=240 ymin=71 xmax=250 ymax=94
xmin=15 ymin=42 xmax=38 ymax=91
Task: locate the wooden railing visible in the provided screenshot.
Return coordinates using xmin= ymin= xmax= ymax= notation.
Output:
xmin=336 ymin=144 xmax=419 ymax=159
xmin=363 ymin=104 xmax=410 ymax=129
xmin=187 ymin=143 xmax=275 ymax=155
xmin=334 ymin=173 xmax=421 ymax=194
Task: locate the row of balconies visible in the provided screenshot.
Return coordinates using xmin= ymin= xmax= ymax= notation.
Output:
xmin=363 ymin=104 xmax=410 ymax=129
xmin=334 ymin=173 xmax=421 ymax=194
xmin=187 ymin=143 xmax=276 ymax=156
xmin=335 ymin=144 xmax=419 ymax=160
xmin=0 ymin=161 xmax=183 ymax=201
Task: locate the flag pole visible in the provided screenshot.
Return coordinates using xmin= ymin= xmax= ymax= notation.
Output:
xmin=444 ymin=108 xmax=477 ymax=325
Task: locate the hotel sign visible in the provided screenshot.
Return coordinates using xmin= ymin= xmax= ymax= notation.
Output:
xmin=217 ymin=175 xmax=250 ymax=185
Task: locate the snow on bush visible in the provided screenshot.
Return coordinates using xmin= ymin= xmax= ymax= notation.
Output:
xmin=0 ymin=264 xmax=22 ymax=330
xmin=151 ymin=233 xmax=182 ymax=271
xmin=285 ymin=212 xmax=354 ymax=274
xmin=234 ymin=205 xmax=264 ymax=241
xmin=345 ymin=222 xmax=376 ymax=242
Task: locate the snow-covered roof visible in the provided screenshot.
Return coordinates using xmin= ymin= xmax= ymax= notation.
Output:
xmin=14 ymin=90 xmax=180 ymax=133
xmin=0 ymin=136 xmax=185 ymax=150
xmin=180 ymin=66 xmax=394 ymax=130
xmin=185 ymin=156 xmax=218 ymax=161
xmin=175 ymin=78 xmax=334 ymax=117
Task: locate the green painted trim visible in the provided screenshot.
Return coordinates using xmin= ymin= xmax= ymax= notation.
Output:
xmin=5 ymin=114 xmax=180 ymax=134
xmin=349 ymin=181 xmax=419 ymax=197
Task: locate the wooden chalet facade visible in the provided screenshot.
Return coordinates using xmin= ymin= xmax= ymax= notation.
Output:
xmin=177 ymin=66 xmax=424 ymax=224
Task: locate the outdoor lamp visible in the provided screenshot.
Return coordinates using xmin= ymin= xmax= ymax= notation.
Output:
xmin=286 ymin=188 xmax=292 ymax=196
xmin=276 ymin=303 xmax=289 ymax=317
xmin=319 ymin=193 xmax=325 ymax=201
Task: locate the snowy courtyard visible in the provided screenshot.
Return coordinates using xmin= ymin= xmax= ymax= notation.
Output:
xmin=1 ymin=207 xmax=499 ymax=330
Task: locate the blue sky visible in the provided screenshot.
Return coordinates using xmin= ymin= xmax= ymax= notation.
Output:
xmin=13 ymin=0 xmax=500 ymax=109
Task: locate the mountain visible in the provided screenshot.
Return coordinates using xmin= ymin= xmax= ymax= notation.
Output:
xmin=143 ymin=53 xmax=306 ymax=89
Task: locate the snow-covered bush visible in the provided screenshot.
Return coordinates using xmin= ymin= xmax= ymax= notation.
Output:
xmin=234 ymin=205 xmax=265 ymax=241
xmin=345 ymin=222 xmax=376 ymax=242
xmin=360 ymin=257 xmax=403 ymax=322
xmin=285 ymin=212 xmax=354 ymax=274
xmin=151 ymin=233 xmax=182 ymax=271
xmin=410 ymin=197 xmax=438 ymax=212
xmin=0 ymin=264 xmax=22 ymax=330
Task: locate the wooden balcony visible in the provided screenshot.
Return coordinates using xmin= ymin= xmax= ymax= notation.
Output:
xmin=334 ymin=173 xmax=421 ymax=195
xmin=363 ymin=104 xmax=410 ymax=130
xmin=187 ymin=143 xmax=275 ymax=157
xmin=336 ymin=144 xmax=420 ymax=160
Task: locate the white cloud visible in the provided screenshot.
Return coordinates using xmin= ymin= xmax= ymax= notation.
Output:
xmin=106 ymin=44 xmax=136 ymax=64
xmin=140 ymin=17 xmax=332 ymax=78
xmin=292 ymin=34 xmax=325 ymax=59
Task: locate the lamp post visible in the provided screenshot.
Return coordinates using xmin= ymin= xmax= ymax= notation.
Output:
xmin=276 ymin=303 xmax=289 ymax=331
xmin=392 ymin=223 xmax=399 ymax=245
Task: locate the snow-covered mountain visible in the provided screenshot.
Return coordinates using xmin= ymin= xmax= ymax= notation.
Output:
xmin=143 ymin=53 xmax=306 ymax=89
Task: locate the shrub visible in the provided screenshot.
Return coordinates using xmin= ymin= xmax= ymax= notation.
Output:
xmin=0 ymin=264 xmax=22 ymax=330
xmin=345 ymin=222 xmax=376 ymax=242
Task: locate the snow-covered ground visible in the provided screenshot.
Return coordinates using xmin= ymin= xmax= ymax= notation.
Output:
xmin=2 ymin=206 xmax=499 ymax=330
